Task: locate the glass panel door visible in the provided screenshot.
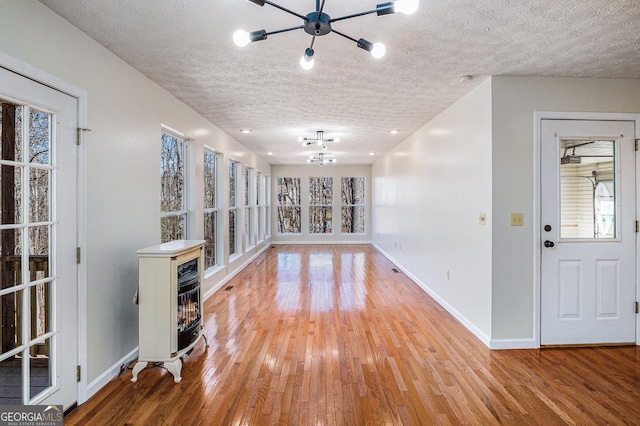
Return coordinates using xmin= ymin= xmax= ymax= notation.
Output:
xmin=1 ymin=102 xmax=55 ymax=404
xmin=0 ymin=68 xmax=77 ymax=408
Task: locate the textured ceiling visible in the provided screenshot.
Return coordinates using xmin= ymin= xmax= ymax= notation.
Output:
xmin=40 ymin=0 xmax=640 ymax=165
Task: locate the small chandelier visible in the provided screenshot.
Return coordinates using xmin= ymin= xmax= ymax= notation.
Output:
xmin=307 ymin=152 xmax=336 ymax=166
xmin=299 ymin=130 xmax=339 ymax=150
xmin=233 ymin=0 xmax=419 ymax=70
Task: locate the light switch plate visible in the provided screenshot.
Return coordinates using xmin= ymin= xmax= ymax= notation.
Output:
xmin=511 ymin=213 xmax=524 ymax=226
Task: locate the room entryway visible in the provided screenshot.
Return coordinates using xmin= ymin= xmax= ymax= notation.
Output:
xmin=0 ymin=66 xmax=78 ymax=408
xmin=540 ymin=118 xmax=636 ymax=345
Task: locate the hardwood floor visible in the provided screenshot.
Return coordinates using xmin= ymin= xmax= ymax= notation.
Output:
xmin=65 ymin=244 xmax=640 ymax=425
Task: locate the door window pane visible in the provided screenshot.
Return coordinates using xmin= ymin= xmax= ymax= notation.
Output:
xmin=1 ymin=103 xmax=23 ymax=162
xmin=560 ymin=140 xmax=615 ymax=239
xmin=29 ymin=337 xmax=51 ymax=400
xmin=29 ymin=168 xmax=49 ymax=223
xmin=1 ymin=165 xmax=22 ymax=225
xmin=28 ymin=110 xmax=50 ymax=165
xmin=28 ymin=225 xmax=49 ymax=282
xmin=0 ymin=354 xmax=22 ymax=405
xmin=30 ymin=281 xmax=51 ymax=339
xmin=1 ymin=228 xmax=22 ymax=288
xmin=1 ymin=290 xmax=23 ymax=356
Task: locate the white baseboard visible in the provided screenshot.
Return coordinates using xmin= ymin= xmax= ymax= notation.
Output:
xmin=489 ymin=338 xmax=537 ymax=350
xmin=202 ymin=243 xmax=272 ymax=301
xmin=271 ymin=240 xmax=372 ymax=245
xmin=372 ymin=243 xmax=492 ymax=349
xmin=85 ymin=347 xmax=138 ymax=401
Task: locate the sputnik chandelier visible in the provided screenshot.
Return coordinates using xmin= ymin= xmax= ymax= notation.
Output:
xmin=233 ymin=0 xmax=419 ymax=70
xmin=308 ymin=152 xmax=336 ymax=166
xmin=299 ymin=130 xmax=339 ymax=150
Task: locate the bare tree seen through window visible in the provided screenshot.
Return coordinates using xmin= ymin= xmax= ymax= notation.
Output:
xmin=341 ymin=177 xmax=365 ymax=233
xmin=309 ymin=177 xmax=333 ymax=234
xmin=203 ymin=150 xmax=216 ymax=269
xmin=277 ymin=177 xmax=301 ymax=233
xmin=160 ymin=132 xmax=186 ymax=243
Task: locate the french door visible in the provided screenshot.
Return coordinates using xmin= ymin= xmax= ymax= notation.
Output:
xmin=0 ymin=67 xmax=78 ymax=408
xmin=540 ymin=119 xmax=636 ymax=345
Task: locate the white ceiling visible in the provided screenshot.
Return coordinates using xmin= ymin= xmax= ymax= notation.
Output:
xmin=40 ymin=0 xmax=640 ymax=165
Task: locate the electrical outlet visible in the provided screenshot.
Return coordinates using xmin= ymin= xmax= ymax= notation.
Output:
xmin=511 ymin=213 xmax=524 ymax=226
xmin=446 ymin=270 xmax=451 ymax=280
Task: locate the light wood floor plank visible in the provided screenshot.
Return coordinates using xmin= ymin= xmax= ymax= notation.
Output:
xmin=65 ymin=244 xmax=640 ymax=425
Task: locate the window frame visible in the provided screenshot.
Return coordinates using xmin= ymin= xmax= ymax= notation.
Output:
xmin=257 ymin=171 xmax=264 ymax=243
xmin=276 ymin=176 xmax=301 ymax=235
xmin=340 ymin=176 xmax=366 ymax=235
xmin=203 ymin=148 xmax=219 ymax=271
xmin=160 ymin=129 xmax=188 ymax=243
xmin=228 ymin=160 xmax=239 ymax=257
xmin=244 ymin=165 xmax=254 ymax=250
xmin=308 ymin=176 xmax=334 ymax=235
xmin=265 ymin=175 xmax=271 ymax=238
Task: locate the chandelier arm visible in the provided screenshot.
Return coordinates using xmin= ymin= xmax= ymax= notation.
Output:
xmin=263 ymin=0 xmax=308 ymax=20
xmin=265 ymin=25 xmax=305 ymax=37
xmin=329 ymin=8 xmax=380 ymax=23
xmin=330 ymin=28 xmax=359 ymax=44
xmin=318 ymin=0 xmax=327 ymax=15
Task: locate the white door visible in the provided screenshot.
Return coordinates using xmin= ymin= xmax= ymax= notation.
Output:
xmin=541 ymin=119 xmax=636 ymax=345
xmin=0 ymin=67 xmax=78 ymax=408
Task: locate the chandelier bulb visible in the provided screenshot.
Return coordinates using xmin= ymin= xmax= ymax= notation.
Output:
xmin=233 ymin=29 xmax=250 ymax=47
xmin=300 ymin=47 xmax=315 ymax=70
xmin=394 ymin=0 xmax=419 ymax=15
xmin=371 ymin=42 xmax=386 ymax=59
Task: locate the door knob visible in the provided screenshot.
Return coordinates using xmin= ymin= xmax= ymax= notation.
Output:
xmin=544 ymin=240 xmax=555 ymax=248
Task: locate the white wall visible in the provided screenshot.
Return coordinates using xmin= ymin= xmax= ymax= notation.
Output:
xmin=271 ymin=165 xmax=371 ymax=243
xmin=0 ymin=0 xmax=271 ymax=384
xmin=490 ymin=76 xmax=640 ymax=341
xmin=372 ymin=79 xmax=494 ymax=343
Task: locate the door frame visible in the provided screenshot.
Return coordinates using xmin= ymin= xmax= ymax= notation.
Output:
xmin=0 ymin=52 xmax=89 ymax=404
xmin=534 ymin=111 xmax=640 ymax=348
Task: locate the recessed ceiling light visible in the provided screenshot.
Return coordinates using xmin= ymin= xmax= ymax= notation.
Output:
xmin=369 ymin=152 xmax=375 ymax=155
xmin=389 ymin=130 xmax=399 ymax=134
xmin=241 ymin=129 xmax=252 ymax=134
xmin=267 ymin=152 xmax=273 ymax=155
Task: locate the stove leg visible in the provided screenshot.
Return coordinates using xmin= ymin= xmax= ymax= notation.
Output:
xmin=165 ymin=359 xmax=182 ymax=383
xmin=131 ymin=361 xmax=148 ymax=382
xmin=202 ymin=329 xmax=209 ymax=347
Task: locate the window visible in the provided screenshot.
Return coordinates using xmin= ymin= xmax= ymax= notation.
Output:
xmin=277 ymin=177 xmax=301 ymax=234
xmin=257 ymin=172 xmax=263 ymax=242
xmin=160 ymin=131 xmax=187 ymax=243
xmin=229 ymin=161 xmax=238 ymax=256
xmin=309 ymin=177 xmax=333 ymax=234
xmin=265 ymin=175 xmax=271 ymax=237
xmin=203 ymin=150 xmax=218 ymax=269
xmin=341 ymin=177 xmax=366 ymax=234
xmin=245 ymin=166 xmax=253 ymax=249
